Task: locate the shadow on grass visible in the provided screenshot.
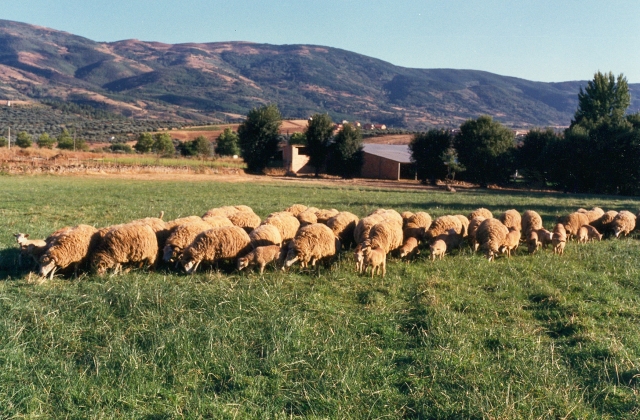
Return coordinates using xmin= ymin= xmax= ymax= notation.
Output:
xmin=0 ymin=248 xmax=34 ymax=281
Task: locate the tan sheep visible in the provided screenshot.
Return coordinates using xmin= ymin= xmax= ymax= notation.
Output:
xmin=39 ymin=224 xmax=99 ymax=279
xmin=467 ymin=216 xmax=486 ymax=251
xmin=476 ymin=218 xmax=509 ymax=261
xmin=612 ymin=210 xmax=636 ymax=238
xmin=365 ymin=221 xmax=404 ymax=255
xmin=354 ymin=214 xmax=385 ymax=245
xmin=162 ymin=220 xmax=213 ymax=263
xmin=326 ymin=211 xmax=359 ymax=249
xmin=559 ymin=212 xmax=590 ymax=239
xmin=499 ymin=228 xmax=521 ymax=257
xmin=284 ymin=223 xmax=339 ymax=270
xmin=249 ymin=224 xmax=283 ymax=248
xmin=315 ymin=208 xmax=340 ymax=224
xmin=398 ymin=237 xmax=420 ymax=259
xmin=237 ymin=245 xmax=283 ymax=274
xmin=537 ymin=228 xmax=553 ymax=249
xmin=14 ymin=233 xmax=47 ymax=266
xmin=297 ymin=208 xmax=319 ymax=227
xmin=181 ymin=226 xmax=252 ymax=273
xmin=468 ymin=208 xmax=493 ymax=221
xmin=377 ymin=209 xmax=403 ymax=227
xmin=201 ymin=215 xmax=234 ymax=228
xmin=499 ymin=209 xmax=522 ymax=232
xmin=434 ymin=229 xmax=464 ymax=252
xmin=454 ymin=214 xmax=470 ymax=237
xmin=401 ymin=211 xmax=415 ymax=227
xmin=590 ymin=210 xmax=618 ymax=235
xmin=362 ymin=246 xmax=386 ymax=277
xmin=521 ymin=210 xmax=544 ymax=235
xmin=228 ymin=211 xmax=262 ymax=233
xmin=526 ymin=230 xmax=541 ymax=254
xmin=403 ymin=223 xmax=424 ymax=242
xmin=261 ymin=212 xmax=301 ymax=242
xmin=165 ymin=215 xmax=203 ymax=231
xmin=202 ymin=206 xmax=241 ymax=218
xmin=284 ymin=204 xmax=308 ymax=216
xmin=578 ymin=207 xmax=605 ymax=223
xmin=577 ymin=224 xmax=602 ymax=243
xmin=552 ymin=223 xmax=567 ymax=255
xmin=92 ymin=222 xmax=158 ymax=275
xmin=424 ymin=215 xmax=463 ymax=242
xmin=430 ymin=239 xmax=447 ymax=260
xmin=354 ymin=244 xmax=365 ymax=273
xmin=407 ymin=212 xmax=432 ymax=230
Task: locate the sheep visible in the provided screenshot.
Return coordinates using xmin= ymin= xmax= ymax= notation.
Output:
xmin=362 ymin=246 xmax=386 ymax=278
xmin=296 ymin=208 xmax=319 ymax=227
xmin=377 ymin=209 xmax=403 ymax=228
xmin=430 ymin=239 xmax=447 ymax=260
xmin=165 ymin=215 xmax=203 ymax=231
xmin=578 ymin=207 xmax=605 ymax=223
xmin=201 ymin=215 xmax=234 ymax=228
xmin=315 ymin=208 xmax=340 ymax=224
xmin=284 ymin=223 xmax=339 ymax=270
xmin=577 ymin=224 xmax=602 ymax=243
xmin=354 ymin=244 xmax=365 ymax=273
xmin=467 ymin=216 xmax=486 ymax=251
xmin=552 ymin=223 xmax=567 ymax=255
xmin=181 ymin=226 xmax=252 ymax=274
xmin=398 ymin=237 xmax=419 ymax=259
xmin=227 ymin=211 xmax=262 ymax=233
xmin=407 ymin=212 xmax=432 ymax=230
xmin=284 ymin=204 xmax=308 ymax=216
xmin=499 ymin=209 xmax=522 ymax=232
xmin=521 ymin=210 xmax=544 ymax=236
xmin=476 ymin=218 xmax=509 ymax=261
xmin=537 ymin=228 xmax=553 ymax=249
xmin=468 ymin=208 xmax=493 ymax=221
xmin=454 ymin=214 xmax=470 ymax=237
xmin=364 ymin=221 xmax=404 ymax=255
xmin=499 ymin=228 xmax=521 ymax=257
xmin=401 ymin=211 xmax=415 ymax=227
xmin=557 ymin=212 xmax=590 ymax=239
xmin=403 ymin=223 xmax=424 ymax=242
xmin=423 ymin=215 xmax=463 ymax=242
xmin=434 ymin=228 xmax=464 ymax=252
xmin=14 ymin=233 xmax=47 ymax=266
xmin=326 ymin=211 xmax=359 ymax=249
xmin=162 ymin=219 xmax=213 ymax=263
xmin=237 ymin=245 xmax=283 ymax=274
xmin=131 ymin=214 xmax=169 ymax=249
xmin=612 ymin=210 xmax=636 ymax=238
xmin=354 ymin=214 xmax=385 ymax=245
xmin=249 ymin=224 xmax=283 ymax=248
xmin=39 ymin=224 xmax=99 ymax=279
xmin=202 ymin=206 xmax=241 ymax=218
xmin=526 ymin=230 xmax=541 ymax=254
xmin=591 ymin=210 xmax=618 ymax=235
xmin=261 ymin=212 xmax=301 ymax=242
xmin=92 ymin=222 xmax=158 ymax=275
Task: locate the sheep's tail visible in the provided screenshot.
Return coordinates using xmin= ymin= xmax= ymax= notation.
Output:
xmin=158 ymin=211 xmax=165 ymax=220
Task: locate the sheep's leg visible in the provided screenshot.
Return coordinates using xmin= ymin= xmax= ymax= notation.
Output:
xmin=382 ymin=260 xmax=386 ymax=277
xmin=259 ymin=263 xmax=265 ymax=275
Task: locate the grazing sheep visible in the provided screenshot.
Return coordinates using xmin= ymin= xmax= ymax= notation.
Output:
xmin=228 ymin=211 xmax=261 ymax=233
xmin=612 ymin=211 xmax=636 ymax=238
xmin=499 ymin=209 xmax=522 ymax=232
xmin=526 ymin=230 xmax=541 ymax=254
xmin=430 ymin=239 xmax=447 ymax=260
xmin=14 ymin=233 xmax=47 ymax=266
xmin=591 ymin=210 xmax=618 ymax=235
xmin=202 ymin=206 xmax=241 ymax=218
xmin=476 ymin=218 xmax=509 ymax=261
xmin=434 ymin=229 xmax=464 ymax=252
xmin=162 ymin=220 xmax=213 ymax=263
xmin=401 ymin=211 xmax=415 ymax=227
xmin=454 ymin=214 xmax=470 ymax=237
xmin=407 ymin=212 xmax=432 ymax=230
xmin=467 ymin=216 xmax=486 ymax=251
xmin=377 ymin=209 xmax=404 ymax=228
xmin=398 ymin=237 xmax=419 ymax=259
xmin=577 ymin=224 xmax=603 ymax=243
xmin=181 ymin=226 xmax=252 ymax=273
xmin=354 ymin=214 xmax=385 ymax=245
xmin=201 ymin=215 xmax=234 ymax=228
xmin=284 ymin=223 xmax=339 ymax=270
xmin=284 ymin=204 xmax=308 ymax=216
xmin=165 ymin=216 xmax=203 ymax=231
xmin=552 ymin=223 xmax=567 ymax=255
xmin=249 ymin=224 xmax=283 ymax=248
xmin=297 ymin=208 xmax=319 ymax=226
xmin=499 ymin=228 xmax=521 ymax=257
xmin=537 ymin=228 xmax=553 ymax=249
xmin=39 ymin=224 xmax=99 ymax=279
xmin=326 ymin=211 xmax=359 ymax=249
xmin=354 ymin=244 xmax=365 ymax=273
xmin=403 ymin=223 xmax=424 ymax=242
xmin=93 ymin=222 xmax=158 ymax=275
xmin=362 ymin=246 xmax=386 ymax=278
xmin=261 ymin=212 xmax=301 ymax=242
xmin=424 ymin=215 xmax=463 ymax=242
xmin=315 ymin=208 xmax=340 ymax=224
xmin=558 ymin=212 xmax=590 ymax=239
xmin=578 ymin=207 xmax=605 ymax=223
xmin=365 ymin=221 xmax=404 ymax=255
xmin=522 ymin=210 xmax=544 ymax=236
xmin=237 ymin=245 xmax=283 ymax=274
xmin=468 ymin=208 xmax=493 ymax=221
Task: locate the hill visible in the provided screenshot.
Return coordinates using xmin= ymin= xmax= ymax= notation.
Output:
xmin=1 ymin=19 xmax=639 ymax=130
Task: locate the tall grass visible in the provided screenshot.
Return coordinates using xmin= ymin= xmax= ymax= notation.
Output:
xmin=1 ymin=176 xmax=639 ymax=418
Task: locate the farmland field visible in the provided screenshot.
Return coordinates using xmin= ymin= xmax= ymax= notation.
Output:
xmin=1 ymin=175 xmax=640 ymax=418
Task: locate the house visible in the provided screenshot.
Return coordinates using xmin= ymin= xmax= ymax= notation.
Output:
xmin=283 ymin=144 xmax=314 ymax=174
xmin=361 ymin=144 xmax=415 ymax=180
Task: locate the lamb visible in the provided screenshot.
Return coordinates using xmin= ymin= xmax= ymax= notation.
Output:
xmin=423 ymin=215 xmax=463 ymax=242
xmin=468 ymin=208 xmax=493 ymax=221
xmin=476 ymin=218 xmax=509 ymax=261
xmin=14 ymin=233 xmax=47 ymax=266
xmin=180 ymin=226 xmax=252 ymax=273
xmin=536 ymin=228 xmax=553 ymax=249
xmin=326 ymin=211 xmax=359 ymax=249
xmin=590 ymin=210 xmax=618 ymax=235
xmin=612 ymin=210 xmax=636 ymax=238
xmin=227 ymin=210 xmax=262 ymax=233
xmin=315 ymin=208 xmax=340 ymax=224
xmin=249 ymin=224 xmax=283 ymax=248
xmin=261 ymin=212 xmax=301 ymax=242
xmin=364 ymin=221 xmax=404 ymax=255
xmin=552 ymin=223 xmax=567 ymax=255
xmin=237 ymin=245 xmax=283 ymax=274
xmin=284 ymin=223 xmax=339 ymax=270
xmin=433 ymin=228 xmax=464 ymax=252
xmin=398 ymin=237 xmax=419 ymax=259
xmin=162 ymin=219 xmax=214 ymax=263
xmin=39 ymin=224 xmax=99 ymax=279
xmin=296 ymin=207 xmax=319 ymax=226
xmin=576 ymin=224 xmax=602 ymax=243
xmin=92 ymin=222 xmax=158 ymax=275
xmin=284 ymin=204 xmax=308 ymax=216
xmin=429 ymin=239 xmax=447 ymax=260
xmin=467 ymin=216 xmax=486 ymax=251
xmin=499 ymin=228 xmax=521 ymax=257
xmin=521 ymin=210 xmax=543 ymax=236
xmin=499 ymin=209 xmax=522 ymax=232
xmin=362 ymin=246 xmax=386 ymax=277
xmin=354 ymin=244 xmax=365 ymax=273
xmin=526 ymin=230 xmax=541 ymax=254
xmin=354 ymin=214 xmax=385 ymax=245
xmin=558 ymin=212 xmax=590 ymax=239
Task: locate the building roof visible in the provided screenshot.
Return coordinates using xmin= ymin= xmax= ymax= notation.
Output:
xmin=362 ymin=144 xmax=412 ymax=163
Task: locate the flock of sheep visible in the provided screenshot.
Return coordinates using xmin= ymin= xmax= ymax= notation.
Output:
xmin=12 ymin=203 xmax=639 ymax=280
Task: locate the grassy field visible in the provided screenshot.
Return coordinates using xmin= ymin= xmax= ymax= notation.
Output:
xmin=99 ymin=156 xmax=246 ymax=169
xmin=1 ymin=175 xmax=640 ymax=418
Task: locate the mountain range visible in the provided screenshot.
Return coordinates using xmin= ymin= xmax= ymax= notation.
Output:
xmin=1 ymin=19 xmax=639 ymax=130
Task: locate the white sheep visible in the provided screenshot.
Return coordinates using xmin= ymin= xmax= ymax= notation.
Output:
xmin=14 ymin=233 xmax=47 ymax=266
xmin=362 ymin=246 xmax=386 ymax=278
xmin=92 ymin=222 xmax=158 ymax=275
xmin=284 ymin=223 xmax=339 ymax=270
xmin=181 ymin=226 xmax=252 ymax=273
xmin=39 ymin=224 xmax=99 ymax=279
xmin=476 ymin=218 xmax=509 ymax=261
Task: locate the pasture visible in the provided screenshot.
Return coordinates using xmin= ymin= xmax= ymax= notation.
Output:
xmin=1 ymin=175 xmax=640 ymax=418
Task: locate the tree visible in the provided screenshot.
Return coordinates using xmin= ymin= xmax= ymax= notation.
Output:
xmin=327 ymin=123 xmax=364 ymax=178
xmin=152 ymin=133 xmax=175 ymax=157
xmin=572 ymin=71 xmax=630 ymax=129
xmin=288 ymin=132 xmax=307 ymax=145
xmin=0 ymin=137 xmax=7 ymax=148
xmin=37 ymin=132 xmax=55 ymax=149
xmin=215 ymin=128 xmax=240 ymax=156
xmin=237 ymin=104 xmax=282 ymax=173
xmin=56 ymin=129 xmax=74 ymax=150
xmin=516 ymin=128 xmax=563 ymax=185
xmin=440 ymin=146 xmax=465 ymax=181
xmin=134 ymin=132 xmax=154 ymax=153
xmin=191 ymin=136 xmax=211 ymax=157
xmin=409 ymin=129 xmax=452 ymax=185
xmin=454 ymin=115 xmax=515 ymax=187
xmin=15 ymin=131 xmax=32 ymax=148
xmin=305 ymin=114 xmax=334 ymax=177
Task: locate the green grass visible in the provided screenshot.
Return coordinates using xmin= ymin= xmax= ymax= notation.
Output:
xmin=99 ymin=156 xmax=246 ymax=169
xmin=1 ymin=176 xmax=640 ymax=418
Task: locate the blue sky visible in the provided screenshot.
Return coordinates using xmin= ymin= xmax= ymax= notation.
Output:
xmin=3 ymin=0 xmax=640 ymax=82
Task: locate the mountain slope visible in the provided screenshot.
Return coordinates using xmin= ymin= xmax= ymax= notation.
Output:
xmin=1 ymin=19 xmax=639 ymax=129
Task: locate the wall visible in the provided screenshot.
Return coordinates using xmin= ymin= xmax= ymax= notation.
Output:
xmin=283 ymin=145 xmax=314 ymax=174
xmin=361 ymin=153 xmax=400 ymax=180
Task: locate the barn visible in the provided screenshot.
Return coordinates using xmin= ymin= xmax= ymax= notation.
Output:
xmin=361 ymin=144 xmax=416 ymax=180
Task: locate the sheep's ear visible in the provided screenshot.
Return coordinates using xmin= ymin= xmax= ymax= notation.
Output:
xmin=25 ymin=234 xmax=30 ymax=238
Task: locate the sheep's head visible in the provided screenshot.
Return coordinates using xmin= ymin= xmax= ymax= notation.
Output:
xmin=14 ymin=233 xmax=28 ymax=244
xmin=614 ymin=227 xmax=623 ymax=238
xmin=237 ymin=257 xmax=250 ymax=271
xmin=284 ymin=248 xmax=299 ymax=268
xmin=39 ymin=256 xmax=56 ymax=278
xmin=163 ymin=245 xmax=179 ymax=263
xmin=183 ymin=260 xmax=198 ymax=273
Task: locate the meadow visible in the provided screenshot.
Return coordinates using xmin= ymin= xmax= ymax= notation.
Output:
xmin=1 ymin=175 xmax=639 ymax=418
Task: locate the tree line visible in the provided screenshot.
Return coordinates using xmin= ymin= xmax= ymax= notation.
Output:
xmin=410 ymin=71 xmax=640 ymax=195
